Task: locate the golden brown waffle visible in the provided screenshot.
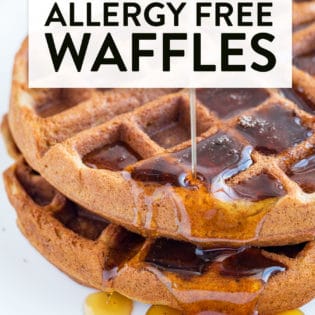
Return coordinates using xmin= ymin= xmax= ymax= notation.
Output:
xmin=293 ymin=0 xmax=315 ymax=29
xmin=7 ymin=35 xmax=315 ymax=246
xmin=3 ymin=159 xmax=315 ymax=315
xmin=1 ymin=115 xmax=20 ymax=159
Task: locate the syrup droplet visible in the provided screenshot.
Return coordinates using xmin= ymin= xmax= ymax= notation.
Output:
xmin=293 ymin=50 xmax=315 ymax=76
xmin=83 ymin=141 xmax=141 ymax=171
xmin=287 ymin=153 xmax=315 ymax=193
xmin=146 ymin=305 xmax=182 ymax=315
xmin=275 ymin=310 xmax=304 ymax=315
xmin=196 ymin=88 xmax=269 ymax=119
xmin=237 ymin=105 xmax=312 ymax=155
xmin=84 ymin=292 xmax=133 ymax=315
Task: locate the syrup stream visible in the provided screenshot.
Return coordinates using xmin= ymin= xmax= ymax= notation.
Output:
xmin=189 ymin=88 xmax=197 ymax=179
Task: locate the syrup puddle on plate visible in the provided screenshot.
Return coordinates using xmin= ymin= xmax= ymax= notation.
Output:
xmin=146 ymin=305 xmax=183 ymax=315
xmin=275 ymin=310 xmax=304 ymax=315
xmin=84 ymin=292 xmax=133 ymax=315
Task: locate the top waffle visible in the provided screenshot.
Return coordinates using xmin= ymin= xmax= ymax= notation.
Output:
xmin=7 ymin=5 xmax=315 ymax=247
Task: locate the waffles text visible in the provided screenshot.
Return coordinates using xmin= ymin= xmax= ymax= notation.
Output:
xmin=44 ymin=1 xmax=276 ymax=73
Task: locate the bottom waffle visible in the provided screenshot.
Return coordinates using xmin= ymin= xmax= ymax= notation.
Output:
xmin=3 ymin=159 xmax=315 ymax=315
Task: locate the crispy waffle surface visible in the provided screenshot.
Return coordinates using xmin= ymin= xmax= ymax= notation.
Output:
xmin=7 ymin=29 xmax=315 ymax=247
xmin=3 ymin=158 xmax=315 ymax=315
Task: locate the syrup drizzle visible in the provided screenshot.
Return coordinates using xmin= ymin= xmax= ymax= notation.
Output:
xmin=100 ymin=239 xmax=309 ymax=315
xmin=190 ymin=88 xmax=197 ymax=179
xmin=127 ymin=239 xmax=287 ymax=315
xmin=128 ymin=132 xmax=283 ymax=244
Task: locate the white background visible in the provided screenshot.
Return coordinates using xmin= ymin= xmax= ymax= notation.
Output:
xmin=0 ymin=1 xmax=313 ymax=314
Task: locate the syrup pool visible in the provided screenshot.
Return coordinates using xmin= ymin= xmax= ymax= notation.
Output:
xmin=146 ymin=305 xmax=182 ymax=315
xmin=84 ymin=292 xmax=133 ymax=315
xmin=128 ymin=132 xmax=284 ymax=244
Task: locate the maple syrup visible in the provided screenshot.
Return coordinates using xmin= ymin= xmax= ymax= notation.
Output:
xmin=293 ymin=50 xmax=315 ymax=76
xmin=275 ymin=310 xmax=304 ymax=315
xmin=131 ymin=132 xmax=252 ymax=186
xmin=190 ymin=88 xmax=197 ymax=179
xmin=139 ymin=239 xmax=287 ymax=314
xmin=146 ymin=305 xmax=182 ymax=315
xmin=196 ymin=88 xmax=269 ymax=119
xmin=237 ymin=105 xmax=312 ymax=155
xmin=145 ymin=238 xmax=208 ymax=275
xmin=232 ymin=173 xmax=286 ymax=201
xmin=84 ymin=291 xmax=133 ymax=315
xmin=287 ymin=153 xmax=315 ymax=193
xmin=83 ymin=87 xmax=308 ymax=314
xmin=83 ymin=141 xmax=141 ymax=171
xmin=99 ymin=237 xmax=305 ymax=315
xmin=145 ymin=239 xmax=286 ymax=280
xmin=128 ymin=131 xmax=283 ymax=243
xmin=219 ymin=247 xmax=285 ymax=279
xmin=103 ymin=229 xmax=145 ymax=282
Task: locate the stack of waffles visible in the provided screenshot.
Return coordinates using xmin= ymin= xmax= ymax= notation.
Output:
xmin=2 ymin=2 xmax=315 ymax=314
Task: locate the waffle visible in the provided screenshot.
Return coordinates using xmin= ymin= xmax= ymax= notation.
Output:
xmin=1 ymin=114 xmax=20 ymax=160
xmin=7 ymin=33 xmax=315 ymax=247
xmin=293 ymin=0 xmax=315 ymax=29
xmin=3 ymin=159 xmax=315 ymax=315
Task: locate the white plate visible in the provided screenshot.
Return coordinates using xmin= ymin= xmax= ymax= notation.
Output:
xmin=0 ymin=2 xmax=314 ymax=314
